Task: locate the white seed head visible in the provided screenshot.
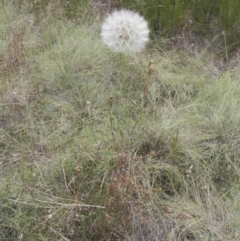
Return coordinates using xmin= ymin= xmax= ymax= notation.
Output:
xmin=101 ymin=9 xmax=149 ymax=54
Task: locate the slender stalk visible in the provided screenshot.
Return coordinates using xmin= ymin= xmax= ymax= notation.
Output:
xmin=109 ymin=95 xmax=115 ymax=151
xmin=144 ymin=60 xmax=154 ymax=98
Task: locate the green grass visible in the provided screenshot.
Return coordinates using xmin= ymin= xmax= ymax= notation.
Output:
xmin=1 ymin=1 xmax=240 ymax=240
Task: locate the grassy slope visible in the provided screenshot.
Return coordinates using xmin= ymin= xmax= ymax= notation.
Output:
xmin=1 ymin=2 xmax=240 ymax=241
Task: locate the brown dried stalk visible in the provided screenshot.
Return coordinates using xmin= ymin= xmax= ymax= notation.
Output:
xmin=144 ymin=60 xmax=154 ymax=98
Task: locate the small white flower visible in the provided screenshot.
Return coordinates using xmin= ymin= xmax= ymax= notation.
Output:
xmin=101 ymin=9 xmax=149 ymax=54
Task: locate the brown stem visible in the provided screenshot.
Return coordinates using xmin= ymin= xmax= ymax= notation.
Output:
xmin=144 ymin=61 xmax=154 ymax=98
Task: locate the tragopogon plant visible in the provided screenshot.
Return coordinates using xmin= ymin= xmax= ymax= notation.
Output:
xmin=101 ymin=9 xmax=149 ymax=55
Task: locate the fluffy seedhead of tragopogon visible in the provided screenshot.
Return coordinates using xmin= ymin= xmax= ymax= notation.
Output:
xmin=101 ymin=9 xmax=149 ymax=55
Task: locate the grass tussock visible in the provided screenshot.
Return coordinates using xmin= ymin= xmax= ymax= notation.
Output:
xmin=1 ymin=1 xmax=240 ymax=241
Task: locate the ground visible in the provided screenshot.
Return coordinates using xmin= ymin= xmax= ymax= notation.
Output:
xmin=1 ymin=1 xmax=240 ymax=240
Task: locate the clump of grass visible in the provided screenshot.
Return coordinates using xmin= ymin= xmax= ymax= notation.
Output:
xmin=1 ymin=1 xmax=240 ymax=241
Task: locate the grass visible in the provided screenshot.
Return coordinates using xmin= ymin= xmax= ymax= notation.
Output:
xmin=1 ymin=1 xmax=240 ymax=240
xmin=111 ymin=0 xmax=240 ymax=52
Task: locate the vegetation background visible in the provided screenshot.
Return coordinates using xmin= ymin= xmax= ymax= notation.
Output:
xmin=1 ymin=0 xmax=240 ymax=240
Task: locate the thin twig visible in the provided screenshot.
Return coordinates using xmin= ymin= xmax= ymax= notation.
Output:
xmin=48 ymin=226 xmax=71 ymax=241
xmin=9 ymin=199 xmax=105 ymax=209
